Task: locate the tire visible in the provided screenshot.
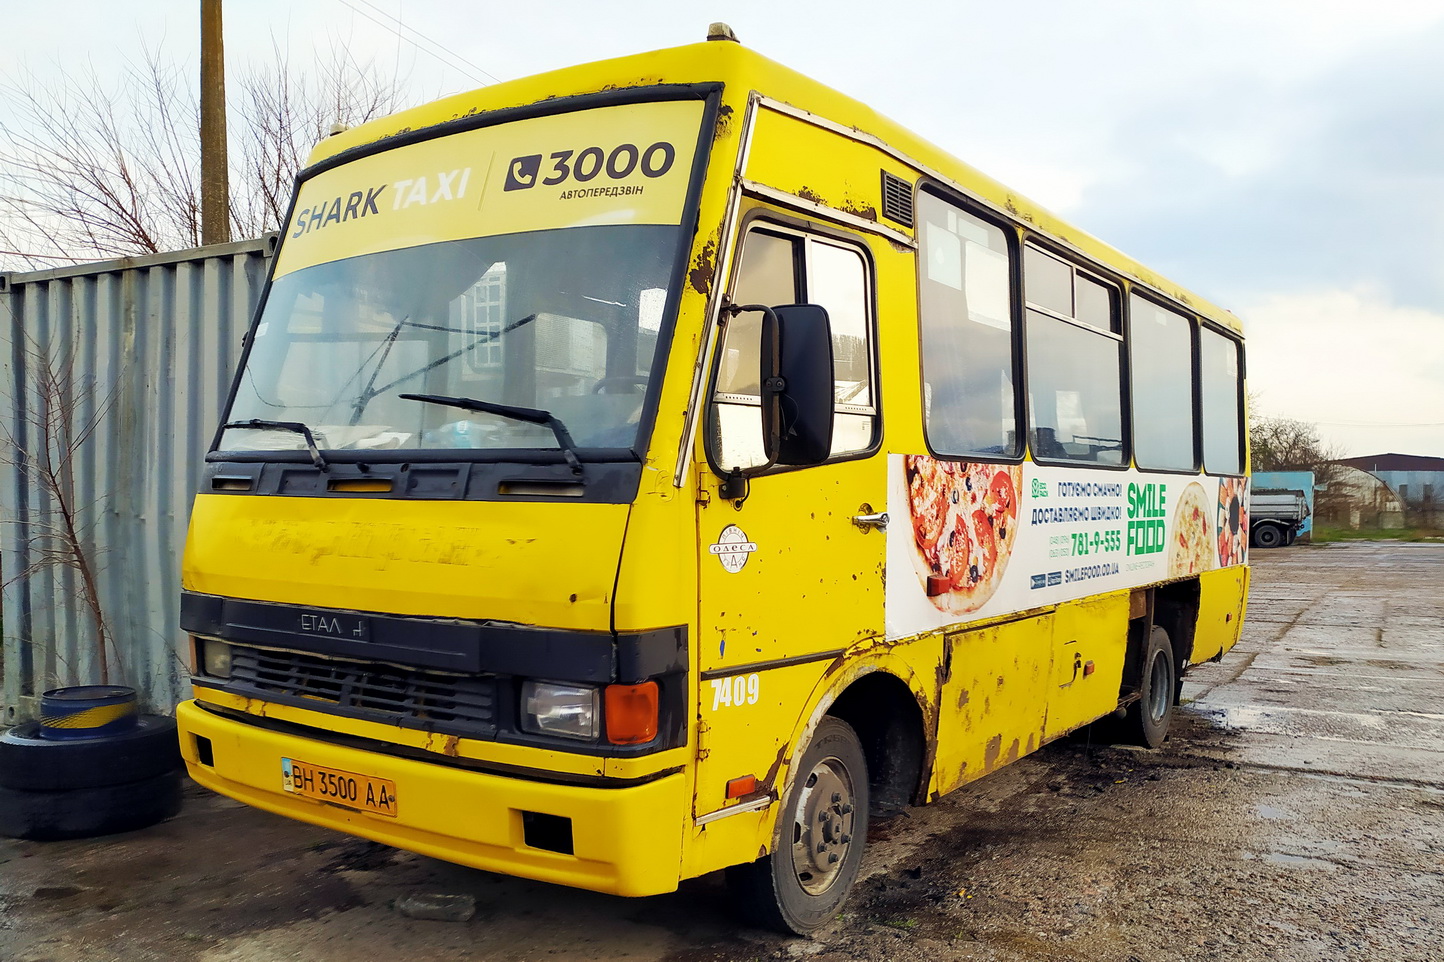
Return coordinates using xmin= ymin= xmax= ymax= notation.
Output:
xmin=726 ymin=717 xmax=869 ymax=935
xmin=0 ymin=715 xmax=182 ymax=791
xmin=0 ymin=768 xmax=183 ymax=841
xmin=1252 ymin=523 xmax=1284 ymax=549
xmin=1125 ymin=625 xmax=1176 ymax=749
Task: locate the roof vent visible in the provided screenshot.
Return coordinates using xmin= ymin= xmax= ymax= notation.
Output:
xmin=881 ymin=170 xmax=915 ymax=227
xmin=708 ymin=22 xmax=740 ymax=42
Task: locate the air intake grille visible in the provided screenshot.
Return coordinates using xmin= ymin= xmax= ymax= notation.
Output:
xmin=228 ymin=646 xmax=497 ymax=738
xmin=881 ymin=170 xmax=915 ymax=227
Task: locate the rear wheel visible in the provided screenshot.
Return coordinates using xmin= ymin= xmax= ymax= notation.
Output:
xmin=1125 ymin=625 xmax=1176 ymax=749
xmin=1252 ymin=523 xmax=1284 ymax=549
xmin=726 ymin=716 xmax=869 ymax=934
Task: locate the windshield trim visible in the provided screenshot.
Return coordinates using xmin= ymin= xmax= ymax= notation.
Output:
xmin=300 ymin=83 xmax=723 ymax=187
xmin=212 ymin=85 xmax=723 ymax=470
xmin=205 ymin=446 xmax=641 ymax=466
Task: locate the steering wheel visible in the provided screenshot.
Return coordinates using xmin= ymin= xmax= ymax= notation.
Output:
xmin=591 ymin=375 xmax=649 ymax=395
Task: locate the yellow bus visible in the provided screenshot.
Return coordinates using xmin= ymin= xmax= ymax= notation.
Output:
xmin=176 ymin=25 xmax=1249 ymax=934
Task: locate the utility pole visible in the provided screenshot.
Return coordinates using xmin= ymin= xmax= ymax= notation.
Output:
xmin=200 ymin=0 xmax=230 ymax=245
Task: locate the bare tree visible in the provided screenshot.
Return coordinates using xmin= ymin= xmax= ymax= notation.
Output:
xmin=0 ymin=335 xmax=123 ymax=685
xmin=0 ymin=44 xmax=411 ymax=268
xmin=1250 ymin=412 xmax=1343 ymax=478
xmin=232 ymin=43 xmax=410 ymax=239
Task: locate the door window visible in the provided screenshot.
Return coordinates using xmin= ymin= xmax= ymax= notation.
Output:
xmin=709 ymin=225 xmax=878 ymax=472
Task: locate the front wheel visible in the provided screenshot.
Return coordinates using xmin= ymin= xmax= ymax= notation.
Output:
xmin=726 ymin=716 xmax=869 ymax=934
xmin=1125 ymin=625 xmax=1176 ymax=749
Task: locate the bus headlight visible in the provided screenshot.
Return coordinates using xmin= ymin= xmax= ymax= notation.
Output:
xmin=521 ymin=681 xmax=599 ymax=741
xmin=201 ymin=639 xmax=233 ymax=679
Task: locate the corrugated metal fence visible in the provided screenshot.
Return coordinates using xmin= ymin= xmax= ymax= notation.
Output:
xmin=1 ymin=238 xmax=273 ymax=723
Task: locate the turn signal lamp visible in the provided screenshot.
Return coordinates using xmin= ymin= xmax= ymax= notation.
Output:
xmin=200 ymin=638 xmax=233 ymax=679
xmin=604 ymin=681 xmax=659 ymax=745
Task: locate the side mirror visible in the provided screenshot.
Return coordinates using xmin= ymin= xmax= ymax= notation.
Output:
xmin=718 ymin=303 xmax=834 ymax=499
xmin=769 ymin=303 xmax=834 ymax=466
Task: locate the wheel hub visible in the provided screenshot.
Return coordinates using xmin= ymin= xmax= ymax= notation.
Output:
xmin=1148 ymin=651 xmax=1170 ymax=721
xmin=790 ymin=757 xmax=856 ymax=895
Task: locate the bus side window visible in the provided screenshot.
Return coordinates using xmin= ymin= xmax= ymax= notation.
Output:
xmin=917 ymin=192 xmax=1019 ymax=458
xmin=1200 ymin=328 xmax=1243 ymax=475
xmin=1023 ymin=246 xmax=1125 ymax=465
xmin=1129 ymin=294 xmax=1196 ymax=472
xmin=709 ymin=225 xmax=877 ymax=473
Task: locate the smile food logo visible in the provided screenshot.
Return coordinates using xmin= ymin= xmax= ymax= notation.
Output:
xmin=709 ymin=525 xmax=758 ymax=574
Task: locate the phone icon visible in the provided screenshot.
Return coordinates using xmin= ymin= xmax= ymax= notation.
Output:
xmin=504 ymin=154 xmax=542 ymax=191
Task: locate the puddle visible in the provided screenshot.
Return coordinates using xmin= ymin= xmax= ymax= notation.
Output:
xmin=33 ymin=885 xmax=83 ymax=900
xmin=1262 ymin=852 xmax=1338 ymax=871
xmin=1297 ymin=654 xmax=1348 ymax=667
xmin=1254 ymin=805 xmax=1291 ymax=820
xmin=1198 ymin=706 xmax=1274 ymax=730
xmin=1241 ymin=847 xmax=1339 ymax=871
xmin=1366 ymin=659 xmax=1420 ymax=672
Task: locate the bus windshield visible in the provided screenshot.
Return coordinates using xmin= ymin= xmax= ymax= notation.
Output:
xmin=222 ymin=224 xmax=680 ymax=455
xmin=217 ymin=96 xmax=705 ymax=459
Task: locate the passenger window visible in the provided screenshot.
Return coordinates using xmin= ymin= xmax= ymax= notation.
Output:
xmin=917 ymin=192 xmax=1018 ymax=458
xmin=1200 ymin=328 xmax=1243 ymax=474
xmin=1024 ymin=246 xmax=1073 ymax=318
xmin=1129 ymin=295 xmax=1196 ymax=472
xmin=709 ymin=225 xmax=877 ymax=472
xmin=1024 ymin=246 xmax=1124 ymax=464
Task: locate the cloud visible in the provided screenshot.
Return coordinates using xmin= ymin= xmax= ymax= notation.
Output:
xmin=1068 ymin=18 xmax=1444 ymax=312
xmin=1242 ymin=286 xmax=1444 ymax=456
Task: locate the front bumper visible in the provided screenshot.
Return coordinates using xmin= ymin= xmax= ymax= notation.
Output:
xmin=176 ymin=699 xmax=686 ymax=897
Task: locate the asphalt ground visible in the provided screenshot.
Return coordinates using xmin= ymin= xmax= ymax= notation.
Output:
xmin=2 ymin=541 xmax=1441 ymax=961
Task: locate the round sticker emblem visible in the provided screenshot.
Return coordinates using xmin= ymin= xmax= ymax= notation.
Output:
xmin=709 ymin=524 xmax=758 ymax=574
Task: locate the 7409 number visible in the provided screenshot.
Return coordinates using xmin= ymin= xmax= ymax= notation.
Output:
xmin=711 ymin=673 xmax=760 ymax=711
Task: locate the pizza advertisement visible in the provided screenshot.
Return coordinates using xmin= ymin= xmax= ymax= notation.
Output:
xmin=885 ymin=456 xmax=1248 ymax=640
xmin=1217 ymin=476 xmax=1250 ymax=567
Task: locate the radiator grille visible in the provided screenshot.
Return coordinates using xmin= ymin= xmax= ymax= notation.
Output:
xmin=228 ymin=646 xmax=497 ymax=738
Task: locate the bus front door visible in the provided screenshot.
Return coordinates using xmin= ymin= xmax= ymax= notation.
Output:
xmin=692 ymin=219 xmax=885 ymax=821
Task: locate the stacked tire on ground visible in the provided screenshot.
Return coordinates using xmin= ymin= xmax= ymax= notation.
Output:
xmin=0 ymin=686 xmax=183 ymax=841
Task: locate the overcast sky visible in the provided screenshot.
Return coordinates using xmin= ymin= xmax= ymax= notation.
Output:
xmin=7 ymin=0 xmax=1443 ymax=457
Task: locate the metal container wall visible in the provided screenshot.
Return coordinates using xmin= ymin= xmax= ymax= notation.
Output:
xmin=1 ymin=238 xmax=274 ymax=722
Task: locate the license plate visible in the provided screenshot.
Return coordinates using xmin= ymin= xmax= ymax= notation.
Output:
xmin=282 ymin=758 xmax=398 ymax=817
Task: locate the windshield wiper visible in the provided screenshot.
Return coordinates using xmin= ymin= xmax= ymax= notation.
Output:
xmin=350 ymin=314 xmax=411 ymax=424
xmin=358 ymin=313 xmax=539 ymax=415
xmin=223 ymin=419 xmax=329 ymax=470
xmin=398 ymin=393 xmax=584 ymax=477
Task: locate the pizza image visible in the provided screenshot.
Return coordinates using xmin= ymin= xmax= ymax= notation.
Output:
xmin=1217 ymin=476 xmax=1249 ymax=567
xmin=1169 ymin=481 xmax=1214 ymax=576
xmin=904 ymin=456 xmax=1022 ymax=613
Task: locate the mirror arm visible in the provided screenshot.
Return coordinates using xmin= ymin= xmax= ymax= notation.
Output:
xmin=724 ymin=303 xmax=784 ymax=473
xmin=719 ymin=467 xmax=750 ymax=504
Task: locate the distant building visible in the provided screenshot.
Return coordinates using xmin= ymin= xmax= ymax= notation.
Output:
xmin=1334 ymin=453 xmax=1444 ymax=527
